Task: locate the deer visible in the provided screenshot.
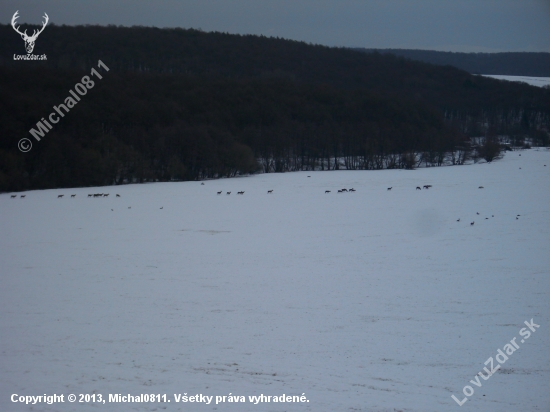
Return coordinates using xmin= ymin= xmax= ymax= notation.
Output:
xmin=116 ymin=194 xmax=120 ymax=197
xmin=416 ymin=187 xmax=421 ymax=190
xmin=11 ymin=11 xmax=49 ymax=54
xmin=10 ymin=195 xmax=16 ymax=198
xmin=20 ymin=195 xmax=26 ymax=198
xmin=71 ymin=194 xmax=76 ymax=198
xmin=217 ymin=191 xmax=222 ymax=195
xmin=387 ymin=187 xmax=392 ymax=191
xmin=88 ymin=194 xmax=92 ymax=197
xmin=423 ymin=185 xmax=431 ymax=189
xmin=338 ymin=190 xmax=342 ymax=193
xmin=103 ymin=193 xmax=109 ymax=197
xmin=479 ymin=186 xmax=484 ymax=189
xmin=237 ymin=191 xmax=245 ymax=195
xmin=267 ymin=190 xmax=273 ymax=194
xmin=349 ymin=188 xmax=356 ymax=192
xmin=58 ymin=195 xmax=64 ymax=198
xmin=226 ymin=192 xmax=231 ymax=195
xmin=325 ymin=190 xmax=331 ymax=193
xmin=471 ymin=222 xmax=475 ymax=226
xmin=341 ymin=189 xmax=348 ymax=192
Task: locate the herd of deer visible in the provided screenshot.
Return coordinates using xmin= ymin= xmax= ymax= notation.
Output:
xmin=88 ymin=193 xmax=121 ymax=198
xmin=13 ymin=186 xmax=441 ymax=198
xmin=9 ymin=193 xmax=123 ymax=198
xmin=460 ymin=213 xmax=520 ymax=226
xmin=386 ymin=185 xmax=432 ymax=191
xmin=51 ymin=193 xmax=122 ymax=198
xmin=213 ymin=185 xmax=441 ymax=195
xmin=212 ymin=185 xmax=439 ymax=194
xmin=7 ymin=182 xmax=525 ymax=225
xmin=216 ymin=190 xmax=272 ymax=195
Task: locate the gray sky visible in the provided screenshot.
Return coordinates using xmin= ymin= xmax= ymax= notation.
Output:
xmin=2 ymin=0 xmax=550 ymax=52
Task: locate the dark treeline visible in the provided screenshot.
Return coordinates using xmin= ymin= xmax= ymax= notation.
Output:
xmin=357 ymin=49 xmax=550 ymax=77
xmin=1 ymin=25 xmax=549 ymax=191
xmin=0 ymin=66 xmax=459 ymax=190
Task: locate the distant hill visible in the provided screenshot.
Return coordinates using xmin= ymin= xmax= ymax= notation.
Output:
xmin=355 ymin=49 xmax=550 ymax=77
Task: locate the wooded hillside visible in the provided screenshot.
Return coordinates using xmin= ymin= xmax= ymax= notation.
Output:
xmin=1 ymin=25 xmax=549 ymax=191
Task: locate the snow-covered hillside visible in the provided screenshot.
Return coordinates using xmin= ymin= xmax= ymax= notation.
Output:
xmin=482 ymin=74 xmax=550 ymax=88
xmin=1 ymin=149 xmax=549 ymax=412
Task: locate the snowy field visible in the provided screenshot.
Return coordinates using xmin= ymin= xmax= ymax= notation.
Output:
xmin=1 ymin=149 xmax=549 ymax=412
xmin=482 ymin=75 xmax=550 ymax=88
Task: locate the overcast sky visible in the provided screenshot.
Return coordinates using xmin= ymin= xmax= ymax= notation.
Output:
xmin=2 ymin=0 xmax=550 ymax=52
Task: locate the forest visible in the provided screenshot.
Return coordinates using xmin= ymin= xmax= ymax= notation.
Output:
xmin=1 ymin=24 xmax=549 ymax=191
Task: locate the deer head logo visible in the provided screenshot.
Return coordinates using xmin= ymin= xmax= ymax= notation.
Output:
xmin=11 ymin=11 xmax=49 ymax=54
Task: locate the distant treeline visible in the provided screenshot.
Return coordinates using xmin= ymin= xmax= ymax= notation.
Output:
xmin=1 ymin=25 xmax=549 ymax=191
xmin=357 ymin=49 xmax=550 ymax=77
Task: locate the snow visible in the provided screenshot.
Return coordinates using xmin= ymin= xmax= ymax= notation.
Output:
xmin=481 ymin=75 xmax=550 ymax=88
xmin=1 ymin=149 xmax=549 ymax=411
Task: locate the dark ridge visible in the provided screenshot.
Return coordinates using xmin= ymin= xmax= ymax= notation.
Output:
xmin=355 ymin=49 xmax=550 ymax=77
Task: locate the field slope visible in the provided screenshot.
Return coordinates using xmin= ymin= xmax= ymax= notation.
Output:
xmin=1 ymin=149 xmax=549 ymax=411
